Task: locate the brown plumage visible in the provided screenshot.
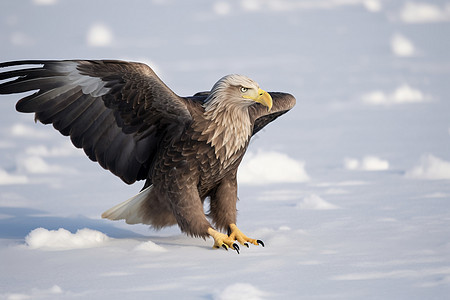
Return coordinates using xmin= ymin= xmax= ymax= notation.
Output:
xmin=0 ymin=60 xmax=295 ymax=252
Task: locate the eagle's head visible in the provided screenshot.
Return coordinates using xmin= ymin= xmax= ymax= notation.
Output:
xmin=200 ymin=74 xmax=273 ymax=162
xmin=204 ymin=74 xmax=273 ymax=113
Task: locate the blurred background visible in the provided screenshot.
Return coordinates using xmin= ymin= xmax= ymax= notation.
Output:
xmin=1 ymin=0 xmax=449 ymax=221
xmin=1 ymin=1 xmax=450 ymax=299
xmin=1 ymin=0 xmax=450 ymax=229
xmin=1 ymin=0 xmax=449 ymax=169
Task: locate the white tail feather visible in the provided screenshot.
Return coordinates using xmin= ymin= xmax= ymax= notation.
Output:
xmin=101 ymin=186 xmax=152 ymax=224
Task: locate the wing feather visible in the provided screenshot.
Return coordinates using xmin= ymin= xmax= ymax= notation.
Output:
xmin=36 ymin=89 xmax=84 ymax=123
xmin=0 ymin=60 xmax=195 ymax=184
xmin=251 ymin=92 xmax=296 ymax=135
xmin=53 ymin=93 xmax=95 ymax=136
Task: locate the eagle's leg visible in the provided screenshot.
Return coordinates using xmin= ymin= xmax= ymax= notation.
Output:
xmin=228 ymin=223 xmax=264 ymax=248
xmin=207 ymin=175 xmax=263 ymax=252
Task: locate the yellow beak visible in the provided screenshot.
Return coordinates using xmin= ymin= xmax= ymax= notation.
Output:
xmin=255 ymin=88 xmax=273 ymax=112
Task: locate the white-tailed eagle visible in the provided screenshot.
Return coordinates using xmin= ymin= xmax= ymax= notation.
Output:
xmin=0 ymin=60 xmax=295 ymax=253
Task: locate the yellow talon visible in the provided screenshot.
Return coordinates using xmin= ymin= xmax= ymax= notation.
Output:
xmin=207 ymin=225 xmax=264 ymax=253
xmin=207 ymin=228 xmax=236 ymax=250
xmin=228 ymin=224 xmax=263 ymax=246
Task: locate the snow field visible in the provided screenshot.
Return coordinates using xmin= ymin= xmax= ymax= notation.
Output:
xmin=1 ymin=0 xmax=450 ymax=299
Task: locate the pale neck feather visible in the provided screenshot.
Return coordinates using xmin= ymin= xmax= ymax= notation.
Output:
xmin=201 ymin=93 xmax=252 ymax=163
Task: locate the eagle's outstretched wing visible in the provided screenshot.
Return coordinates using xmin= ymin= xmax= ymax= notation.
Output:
xmin=0 ymin=60 xmax=195 ymax=184
xmin=251 ymin=92 xmax=296 ymax=135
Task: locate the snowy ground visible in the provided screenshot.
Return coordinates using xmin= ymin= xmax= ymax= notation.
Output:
xmin=1 ymin=1 xmax=450 ymax=299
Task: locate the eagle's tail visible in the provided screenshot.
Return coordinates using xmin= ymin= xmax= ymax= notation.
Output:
xmin=101 ymin=186 xmax=152 ymax=225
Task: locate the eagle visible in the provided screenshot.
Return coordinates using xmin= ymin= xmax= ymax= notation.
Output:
xmin=0 ymin=60 xmax=295 ymax=253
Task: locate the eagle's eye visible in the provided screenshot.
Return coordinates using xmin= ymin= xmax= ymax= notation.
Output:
xmin=240 ymin=87 xmax=248 ymax=93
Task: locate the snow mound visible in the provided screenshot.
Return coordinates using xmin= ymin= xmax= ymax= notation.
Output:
xmin=213 ymin=1 xmax=231 ymax=15
xmin=391 ymin=33 xmax=415 ymax=57
xmin=25 ymin=228 xmax=110 ymax=250
xmin=17 ymin=156 xmax=77 ymax=175
xmin=9 ymin=123 xmax=51 ymax=139
xmin=399 ymin=2 xmax=450 ymax=23
xmin=239 ymin=0 xmax=381 ymax=13
xmin=238 ymin=151 xmax=309 ymax=185
xmin=32 ymin=0 xmax=58 ymax=6
xmin=296 ymin=194 xmax=339 ymax=210
xmin=3 ymin=285 xmax=63 ymax=300
xmin=344 ymin=156 xmax=389 ymax=171
xmin=406 ymin=154 xmax=450 ymax=180
xmin=134 ymin=241 xmax=167 ymax=252
xmin=362 ymin=85 xmax=427 ymax=106
xmin=17 ymin=156 xmax=65 ymax=174
xmin=424 ymin=192 xmax=449 ymax=199
xmin=214 ymin=283 xmax=267 ymax=300
xmin=0 ymin=168 xmax=28 ymax=185
xmin=87 ymin=23 xmax=114 ymax=47
xmin=362 ymin=0 xmax=381 ymax=13
xmin=25 ymin=142 xmax=81 ymax=157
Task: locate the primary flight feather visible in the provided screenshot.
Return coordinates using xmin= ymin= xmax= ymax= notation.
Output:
xmin=0 ymin=60 xmax=295 ymax=252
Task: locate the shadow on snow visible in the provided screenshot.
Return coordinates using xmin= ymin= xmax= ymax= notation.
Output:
xmin=0 ymin=206 xmax=146 ymax=239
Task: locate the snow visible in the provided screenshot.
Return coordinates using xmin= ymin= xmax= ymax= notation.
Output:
xmin=133 ymin=240 xmax=167 ymax=252
xmin=17 ymin=156 xmax=72 ymax=174
xmin=86 ymin=23 xmax=114 ymax=47
xmin=32 ymin=0 xmax=58 ymax=6
xmin=238 ymin=150 xmax=310 ymax=185
xmin=237 ymin=0 xmax=384 ymax=13
xmin=9 ymin=32 xmax=35 ymax=47
xmin=214 ymin=283 xmax=267 ymax=300
xmin=362 ymin=0 xmax=382 ymax=13
xmin=0 ymin=168 xmax=28 ymax=185
xmin=1 ymin=1 xmax=450 ymax=299
xmin=399 ymin=2 xmax=450 ymax=23
xmin=361 ymin=85 xmax=428 ymax=106
xmin=391 ymin=33 xmax=416 ymax=57
xmin=25 ymin=228 xmax=110 ymax=250
xmin=9 ymin=123 xmax=52 ymax=139
xmin=213 ymin=2 xmax=232 ymax=16
xmin=406 ymin=154 xmax=450 ymax=180
xmin=4 ymin=285 xmax=63 ymax=300
xmin=296 ymin=194 xmax=339 ymax=210
xmin=24 ymin=142 xmax=81 ymax=157
xmin=344 ymin=156 xmax=390 ymax=171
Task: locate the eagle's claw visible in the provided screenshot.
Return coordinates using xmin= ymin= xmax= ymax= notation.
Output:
xmin=219 ymin=242 xmax=239 ymax=254
xmin=208 ymin=225 xmax=263 ymax=253
xmin=209 ymin=228 xmax=240 ymax=253
xmin=228 ymin=224 xmax=264 ymax=248
xmin=233 ymin=243 xmax=240 ymax=254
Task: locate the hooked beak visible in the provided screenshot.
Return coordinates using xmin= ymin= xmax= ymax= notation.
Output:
xmin=255 ymin=88 xmax=273 ymax=112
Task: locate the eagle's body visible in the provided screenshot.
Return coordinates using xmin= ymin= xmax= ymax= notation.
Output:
xmin=0 ymin=60 xmax=295 ymax=252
